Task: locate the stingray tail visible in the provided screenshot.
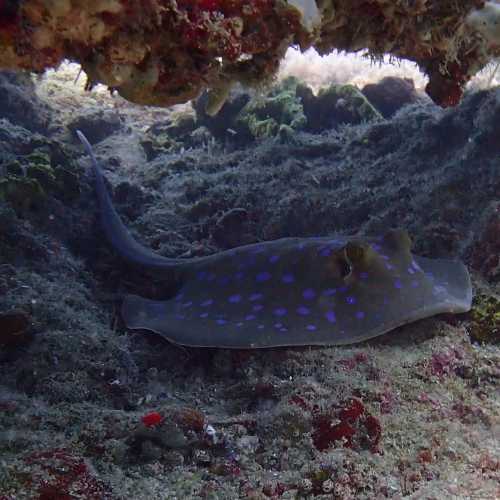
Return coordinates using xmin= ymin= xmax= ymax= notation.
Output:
xmin=76 ymin=130 xmax=189 ymax=271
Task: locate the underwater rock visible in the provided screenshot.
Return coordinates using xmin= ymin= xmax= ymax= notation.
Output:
xmin=469 ymin=203 xmax=500 ymax=282
xmin=194 ymin=78 xmax=308 ymax=143
xmin=67 ymin=109 xmax=123 ymax=145
xmin=194 ymin=87 xmax=251 ymax=141
xmin=0 ymin=70 xmax=50 ymax=132
xmin=0 ymin=174 xmax=46 ymax=213
xmin=469 ymin=294 xmax=500 ymax=344
xmin=0 ymin=146 xmax=81 ymax=211
xmin=140 ymin=133 xmax=180 ymax=162
xmin=0 ymin=310 xmax=32 ymax=347
xmin=235 ymin=77 xmax=307 ymax=141
xmin=304 ymin=83 xmax=382 ymax=132
xmin=362 ymin=76 xmax=425 ymax=118
xmin=1 ymin=1 xmax=499 ymax=108
xmin=127 ymin=413 xmax=189 ymax=463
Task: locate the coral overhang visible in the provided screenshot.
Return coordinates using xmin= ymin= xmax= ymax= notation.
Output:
xmin=0 ymin=0 xmax=499 ymax=109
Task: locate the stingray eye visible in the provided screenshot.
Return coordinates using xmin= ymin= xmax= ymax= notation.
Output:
xmin=341 ymin=242 xmax=369 ymax=279
xmin=345 ymin=242 xmax=365 ymax=265
xmin=338 ymin=256 xmax=351 ymax=279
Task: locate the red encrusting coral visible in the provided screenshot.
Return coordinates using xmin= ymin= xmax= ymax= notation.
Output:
xmin=310 ymin=398 xmax=382 ymax=453
xmin=23 ymin=448 xmax=114 ymax=499
xmin=141 ymin=411 xmax=163 ymax=427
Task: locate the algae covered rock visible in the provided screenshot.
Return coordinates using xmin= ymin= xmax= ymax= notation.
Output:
xmin=0 ymin=146 xmax=81 ymax=213
xmin=0 ymin=175 xmax=46 ymax=213
xmin=193 ymin=86 xmax=251 ymax=141
xmin=469 ymin=293 xmax=500 ymax=344
xmin=235 ymin=77 xmax=307 ymax=141
xmin=141 ymin=111 xmax=197 ymax=160
xmin=140 ymin=133 xmax=180 ymax=162
xmin=193 ymin=77 xmax=308 ymax=143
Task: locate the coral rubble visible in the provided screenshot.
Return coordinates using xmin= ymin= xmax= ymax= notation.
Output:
xmin=1 ymin=1 xmax=500 ymax=108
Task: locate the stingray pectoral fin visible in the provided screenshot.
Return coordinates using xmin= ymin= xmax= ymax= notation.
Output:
xmin=413 ymin=255 xmax=473 ymax=314
xmin=121 ymin=294 xmax=200 ymax=346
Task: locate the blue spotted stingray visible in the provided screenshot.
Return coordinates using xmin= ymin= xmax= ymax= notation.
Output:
xmin=77 ymin=130 xmax=472 ymax=348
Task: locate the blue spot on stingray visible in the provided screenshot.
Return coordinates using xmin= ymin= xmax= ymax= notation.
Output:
xmin=236 ymin=322 xmax=244 ymax=327
xmin=274 ymin=307 xmax=287 ymax=317
xmin=394 ymin=279 xmax=403 ymax=289
xmin=175 ymin=293 xmax=184 ymax=302
xmin=216 ymin=319 xmax=227 ymax=325
xmin=322 ymin=288 xmax=336 ymax=296
xmin=249 ymin=292 xmax=263 ymax=301
xmin=182 ymin=301 xmax=193 ymax=308
xmin=218 ymin=276 xmax=231 ymax=286
xmin=371 ymin=243 xmax=382 ymax=251
xmin=407 ymin=267 xmax=415 ymax=275
xmin=228 ymin=294 xmax=242 ymax=303
xmin=386 ymin=263 xmax=395 ymax=270
xmin=201 ymin=299 xmax=213 ymax=307
xmin=274 ymin=322 xmax=283 ymax=329
xmin=381 ymin=255 xmax=390 ymax=260
xmin=257 ymin=324 xmax=265 ymax=330
xmin=252 ymin=304 xmax=264 ymax=312
xmin=297 ymin=306 xmax=310 ymax=316
xmin=356 ymin=311 xmax=365 ymax=320
xmin=303 ymin=288 xmax=316 ymax=300
xmin=325 ymin=311 xmax=336 ymax=323
xmin=269 ymin=255 xmax=280 ymax=264
xmin=282 ymin=273 xmax=295 ymax=284
xmin=319 ymin=246 xmax=332 ymax=257
xmin=175 ymin=314 xmax=186 ymax=320
xmin=306 ymin=324 xmax=317 ymax=331
xmin=245 ymin=314 xmax=256 ymax=321
xmin=199 ymin=312 xmax=209 ymax=318
xmin=346 ymin=296 xmax=356 ymax=305
xmin=196 ymin=271 xmax=207 ymax=281
xmin=256 ymin=271 xmax=271 ymax=282
xmin=339 ymin=285 xmax=348 ymax=293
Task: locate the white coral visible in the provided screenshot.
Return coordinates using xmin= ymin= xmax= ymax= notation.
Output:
xmin=286 ymin=0 xmax=321 ymax=32
xmin=466 ymin=1 xmax=500 ymax=45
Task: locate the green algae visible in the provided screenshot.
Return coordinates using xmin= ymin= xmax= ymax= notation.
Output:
xmin=0 ymin=147 xmax=81 ymax=212
xmin=469 ymin=293 xmax=500 ymax=344
xmin=0 ymin=175 xmax=46 ymax=212
xmin=236 ymin=76 xmax=307 ymax=140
